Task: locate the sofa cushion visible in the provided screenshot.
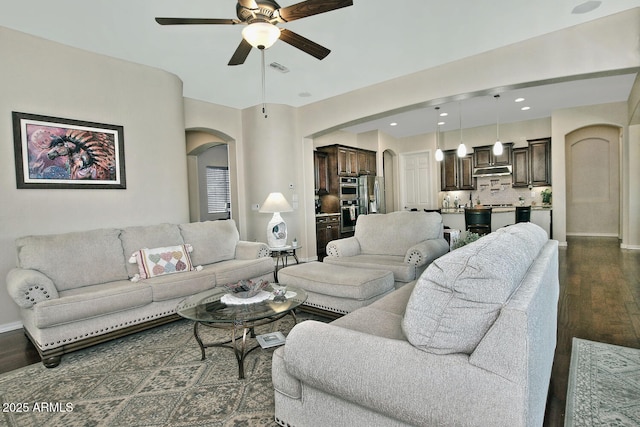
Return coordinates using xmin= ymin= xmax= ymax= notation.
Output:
xmin=402 ymin=222 xmax=548 ymax=354
xmin=354 ymin=211 xmax=443 ymax=256
xmin=120 ymin=223 xmax=185 ymax=277
xmin=33 ymin=280 xmax=153 ymax=328
xmin=130 ymin=244 xmax=195 ymax=279
xmin=207 ymin=257 xmax=274 ymax=286
xmin=16 ymin=228 xmax=129 ymax=291
xmin=144 ymin=266 xmax=217 ymax=301
xmin=179 ymin=220 xmax=240 ymax=266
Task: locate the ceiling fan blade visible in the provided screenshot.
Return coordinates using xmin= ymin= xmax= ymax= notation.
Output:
xmin=155 ymin=18 xmax=241 ymax=25
xmin=237 ymin=0 xmax=259 ymax=10
xmin=277 ymin=0 xmax=353 ymax=22
xmin=228 ymin=39 xmax=253 ymax=66
xmin=279 ymin=29 xmax=330 ymax=60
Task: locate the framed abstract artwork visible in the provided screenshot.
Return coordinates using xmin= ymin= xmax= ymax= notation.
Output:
xmin=12 ymin=111 xmax=126 ymax=189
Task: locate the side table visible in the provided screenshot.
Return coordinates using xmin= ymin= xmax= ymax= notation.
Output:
xmin=269 ymin=244 xmax=300 ymax=282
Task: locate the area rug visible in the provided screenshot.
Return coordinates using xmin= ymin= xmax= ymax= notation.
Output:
xmin=0 ymin=315 xmax=322 ymax=427
xmin=565 ymin=338 xmax=640 ymax=426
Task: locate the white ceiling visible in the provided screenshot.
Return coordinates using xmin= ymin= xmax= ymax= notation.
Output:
xmin=1 ymin=1 xmax=639 ymax=137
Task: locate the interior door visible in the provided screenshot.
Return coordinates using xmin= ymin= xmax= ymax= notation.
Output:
xmin=566 ymin=125 xmax=620 ymax=236
xmin=400 ymin=151 xmax=432 ymax=210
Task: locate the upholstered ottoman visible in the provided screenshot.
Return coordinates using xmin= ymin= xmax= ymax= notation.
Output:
xmin=277 ymin=262 xmax=395 ymax=315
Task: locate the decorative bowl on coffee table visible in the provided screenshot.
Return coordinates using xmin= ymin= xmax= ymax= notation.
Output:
xmin=222 ymin=279 xmax=269 ymax=298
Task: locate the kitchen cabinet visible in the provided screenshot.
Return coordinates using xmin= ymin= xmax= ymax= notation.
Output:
xmin=511 ymin=138 xmax=551 ymax=187
xmin=473 ymin=143 xmax=513 ymax=167
xmin=512 ymin=147 xmax=530 ymax=187
xmin=314 ymin=151 xmax=329 ymax=195
xmin=316 ymin=214 xmax=340 ymax=260
xmin=441 ymin=150 xmax=475 ymax=191
xmin=357 ymin=150 xmax=377 ymax=175
xmin=529 ymin=138 xmax=551 ymax=186
xmin=337 ymin=147 xmax=359 ymax=176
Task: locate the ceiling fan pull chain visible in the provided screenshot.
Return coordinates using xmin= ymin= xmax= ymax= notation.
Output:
xmin=261 ymin=48 xmax=267 ymax=118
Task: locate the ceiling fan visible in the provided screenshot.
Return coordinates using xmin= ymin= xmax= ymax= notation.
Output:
xmin=155 ymin=0 xmax=354 ymax=66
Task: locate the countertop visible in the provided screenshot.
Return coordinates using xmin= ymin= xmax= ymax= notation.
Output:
xmin=316 ymin=212 xmax=340 ymax=217
xmin=441 ymin=205 xmax=552 ymax=214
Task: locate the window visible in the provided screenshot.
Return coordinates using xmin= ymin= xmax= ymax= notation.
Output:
xmin=206 ymin=166 xmax=230 ymax=217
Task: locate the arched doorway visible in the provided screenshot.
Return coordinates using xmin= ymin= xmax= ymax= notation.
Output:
xmin=186 ymin=130 xmax=239 ymax=223
xmin=383 ymin=149 xmax=396 ymax=212
xmin=565 ymin=125 xmax=621 ymax=237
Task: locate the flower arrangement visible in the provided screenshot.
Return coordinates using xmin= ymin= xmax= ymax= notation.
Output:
xmin=541 ymin=188 xmax=552 ymax=204
xmin=452 ymin=231 xmax=481 ymax=250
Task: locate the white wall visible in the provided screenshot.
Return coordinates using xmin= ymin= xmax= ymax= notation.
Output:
xmin=0 ymin=28 xmax=188 ymax=328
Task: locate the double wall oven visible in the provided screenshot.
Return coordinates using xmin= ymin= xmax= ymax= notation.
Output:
xmin=339 ymin=177 xmax=359 ymax=233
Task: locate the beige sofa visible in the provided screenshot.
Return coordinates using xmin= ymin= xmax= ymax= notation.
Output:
xmin=6 ymin=220 xmax=273 ymax=367
xmin=324 ymin=211 xmax=450 ymax=287
xmin=273 ymin=223 xmax=559 ymax=426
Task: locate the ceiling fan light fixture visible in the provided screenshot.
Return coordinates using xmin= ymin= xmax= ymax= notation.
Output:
xmin=242 ymin=22 xmax=280 ymax=49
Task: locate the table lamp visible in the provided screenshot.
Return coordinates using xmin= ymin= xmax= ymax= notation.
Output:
xmin=259 ymin=192 xmax=293 ymax=247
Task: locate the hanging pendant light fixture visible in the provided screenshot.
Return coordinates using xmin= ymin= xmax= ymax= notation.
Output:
xmin=457 ymin=102 xmax=467 ymax=157
xmin=434 ymin=106 xmax=444 ymax=161
xmin=493 ymin=94 xmax=504 ymax=156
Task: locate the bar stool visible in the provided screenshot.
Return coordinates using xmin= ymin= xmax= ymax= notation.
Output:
xmin=464 ymin=208 xmax=492 ymax=236
xmin=515 ymin=206 xmax=531 ymax=223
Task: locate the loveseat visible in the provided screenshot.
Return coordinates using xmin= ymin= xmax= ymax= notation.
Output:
xmin=272 ymin=222 xmax=559 ymax=426
xmin=7 ymin=219 xmax=273 ymax=367
xmin=324 ymin=211 xmax=450 ymax=288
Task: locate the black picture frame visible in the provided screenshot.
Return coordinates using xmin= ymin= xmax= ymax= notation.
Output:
xmin=12 ymin=111 xmax=126 ymax=189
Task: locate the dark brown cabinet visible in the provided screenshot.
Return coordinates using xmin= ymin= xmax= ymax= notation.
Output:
xmin=512 ymin=147 xmax=530 ymax=187
xmin=316 ymin=214 xmax=340 ymax=260
xmin=529 ymin=138 xmax=551 ymax=186
xmin=357 ymin=150 xmax=377 ymax=175
xmin=473 ymin=143 xmax=513 ymax=167
xmin=317 ymin=145 xmax=376 ymax=177
xmin=337 ymin=147 xmax=359 ymax=176
xmin=511 ymin=138 xmax=551 ymax=187
xmin=441 ymin=150 xmax=475 ymax=191
xmin=314 ymin=151 xmax=329 ymax=195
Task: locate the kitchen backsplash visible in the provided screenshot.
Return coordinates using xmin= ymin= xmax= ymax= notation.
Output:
xmin=441 ymin=177 xmax=551 ymax=207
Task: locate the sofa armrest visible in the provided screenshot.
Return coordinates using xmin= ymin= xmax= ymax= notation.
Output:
xmin=6 ymin=268 xmax=59 ymax=308
xmin=283 ymin=321 xmax=520 ymax=426
xmin=235 ymin=241 xmax=270 ymax=259
xmin=326 ymin=237 xmax=360 ymax=258
xmin=404 ymin=238 xmax=450 ymax=267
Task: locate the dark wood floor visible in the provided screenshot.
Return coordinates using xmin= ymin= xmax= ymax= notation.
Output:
xmin=1 ymin=236 xmax=638 ymax=426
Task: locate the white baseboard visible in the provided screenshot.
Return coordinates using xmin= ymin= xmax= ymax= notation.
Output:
xmin=0 ymin=321 xmax=23 ymax=334
xmin=566 ymin=232 xmax=619 ymax=237
xmin=620 ymin=244 xmax=640 ymax=250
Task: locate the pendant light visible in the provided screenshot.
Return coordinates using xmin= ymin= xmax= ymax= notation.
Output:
xmin=493 ymin=94 xmax=504 ymax=156
xmin=434 ymin=106 xmax=443 ymax=161
xmin=457 ymin=102 xmax=467 ymax=157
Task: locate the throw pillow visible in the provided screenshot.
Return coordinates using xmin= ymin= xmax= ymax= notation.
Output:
xmin=129 ymin=244 xmax=195 ymax=279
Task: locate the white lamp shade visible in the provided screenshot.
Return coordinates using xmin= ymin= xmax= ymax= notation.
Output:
xmin=457 ymin=142 xmax=467 ymax=157
xmin=259 ymin=192 xmax=293 ymax=213
xmin=493 ymin=140 xmax=504 ymax=156
xmin=435 ymin=148 xmax=444 ymax=161
xmin=242 ymin=22 xmax=281 ymax=49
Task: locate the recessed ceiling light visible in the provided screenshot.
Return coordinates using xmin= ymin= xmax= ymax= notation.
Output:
xmin=521 ymin=106 xmax=531 ymax=111
xmin=439 ymin=112 xmax=448 ymax=117
xmin=572 ymin=1 xmax=601 ymax=14
xmin=515 ymin=97 xmax=525 ymax=102
xmin=437 ymin=121 xmax=446 ymax=126
xmin=298 ymin=92 xmax=312 ymax=98
xmin=390 ymin=122 xmax=398 ymax=126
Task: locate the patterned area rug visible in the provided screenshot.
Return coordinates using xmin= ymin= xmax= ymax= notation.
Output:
xmin=565 ymin=338 xmax=640 ymax=426
xmin=0 ymin=314 xmax=324 ymax=427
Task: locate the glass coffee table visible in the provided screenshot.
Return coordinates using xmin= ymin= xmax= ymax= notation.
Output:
xmin=176 ymin=284 xmax=307 ymax=379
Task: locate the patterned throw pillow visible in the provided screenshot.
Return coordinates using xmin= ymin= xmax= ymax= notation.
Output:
xmin=129 ymin=244 xmax=195 ymax=279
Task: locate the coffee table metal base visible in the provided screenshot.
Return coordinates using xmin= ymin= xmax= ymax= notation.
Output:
xmin=192 ymin=310 xmax=298 ymax=379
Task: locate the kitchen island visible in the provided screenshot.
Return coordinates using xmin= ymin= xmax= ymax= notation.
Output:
xmin=441 ymin=206 xmax=552 ymax=238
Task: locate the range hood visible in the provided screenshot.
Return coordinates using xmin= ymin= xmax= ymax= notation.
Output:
xmin=472 ymin=165 xmax=512 ymax=177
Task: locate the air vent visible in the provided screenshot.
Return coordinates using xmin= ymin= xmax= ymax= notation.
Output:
xmin=269 ymin=62 xmax=290 ymax=73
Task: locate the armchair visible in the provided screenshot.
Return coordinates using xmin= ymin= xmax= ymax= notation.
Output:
xmin=324 ymin=211 xmax=449 ymax=287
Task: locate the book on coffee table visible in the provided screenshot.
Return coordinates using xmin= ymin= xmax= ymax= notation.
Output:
xmin=256 ymin=331 xmax=286 ymax=349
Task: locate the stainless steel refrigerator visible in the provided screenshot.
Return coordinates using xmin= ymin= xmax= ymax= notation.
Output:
xmin=358 ymin=176 xmax=385 ymax=215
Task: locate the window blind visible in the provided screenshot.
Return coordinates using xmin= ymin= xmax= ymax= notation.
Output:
xmin=206 ymin=166 xmax=230 ymax=216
